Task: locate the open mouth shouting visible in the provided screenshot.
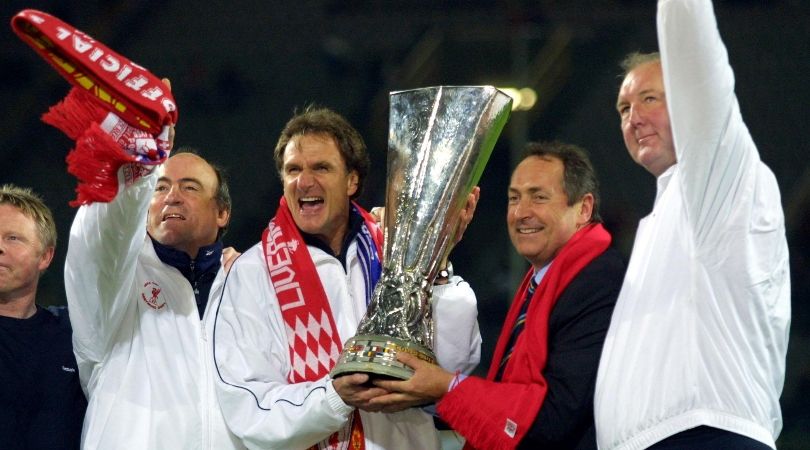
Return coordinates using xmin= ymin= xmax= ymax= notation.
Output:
xmin=299 ymin=196 xmax=324 ymax=213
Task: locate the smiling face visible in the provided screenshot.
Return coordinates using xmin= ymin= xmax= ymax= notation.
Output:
xmin=281 ymin=133 xmax=359 ymax=254
xmin=0 ymin=204 xmax=54 ymax=304
xmin=507 ymin=155 xmax=593 ymax=269
xmin=147 ymin=153 xmax=230 ymax=258
xmin=616 ymin=61 xmax=676 ymax=177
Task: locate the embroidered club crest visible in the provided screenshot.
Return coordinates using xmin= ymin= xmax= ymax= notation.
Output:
xmin=140 ymin=281 xmax=166 ymax=310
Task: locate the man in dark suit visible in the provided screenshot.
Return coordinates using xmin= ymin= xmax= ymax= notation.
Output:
xmin=372 ymin=141 xmax=626 ymax=450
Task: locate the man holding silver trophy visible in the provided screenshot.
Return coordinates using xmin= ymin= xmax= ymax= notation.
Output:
xmin=373 ymin=141 xmax=626 ymax=450
xmin=211 ymin=95 xmax=492 ymax=450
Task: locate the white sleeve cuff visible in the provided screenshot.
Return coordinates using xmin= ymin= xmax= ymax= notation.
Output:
xmin=324 ymin=377 xmax=355 ymax=417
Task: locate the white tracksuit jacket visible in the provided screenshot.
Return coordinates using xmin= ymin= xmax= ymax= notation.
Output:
xmin=211 ymin=239 xmax=482 ymax=450
xmin=65 ymin=169 xmax=244 ymax=450
xmin=594 ymin=1 xmax=790 ymax=448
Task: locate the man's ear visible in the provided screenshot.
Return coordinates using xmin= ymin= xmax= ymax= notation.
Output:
xmin=217 ymin=208 xmax=231 ymax=230
xmin=577 ymin=193 xmax=595 ymax=225
xmin=347 ymin=171 xmax=359 ymax=197
xmin=38 ymin=246 xmax=55 ymax=273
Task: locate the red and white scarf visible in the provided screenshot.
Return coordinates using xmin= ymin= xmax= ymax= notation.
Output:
xmin=11 ymin=9 xmax=177 ymax=206
xmin=436 ymin=223 xmax=611 ymax=450
xmin=262 ymin=197 xmax=383 ymax=450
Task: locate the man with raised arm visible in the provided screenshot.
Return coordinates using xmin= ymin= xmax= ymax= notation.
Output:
xmin=594 ymin=1 xmax=790 ymax=448
xmin=65 ymin=134 xmax=244 ymax=448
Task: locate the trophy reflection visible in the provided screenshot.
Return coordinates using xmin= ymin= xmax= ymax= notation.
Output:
xmin=330 ymin=86 xmax=512 ymax=380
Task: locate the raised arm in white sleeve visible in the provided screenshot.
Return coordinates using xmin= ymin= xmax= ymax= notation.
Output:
xmin=658 ymin=0 xmax=759 ymax=246
xmin=64 ymin=170 xmax=156 ymax=389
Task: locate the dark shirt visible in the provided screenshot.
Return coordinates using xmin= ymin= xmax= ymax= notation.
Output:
xmin=300 ymin=208 xmax=363 ymax=271
xmin=151 ymin=238 xmax=223 ymax=319
xmin=0 ymin=305 xmax=87 ymax=450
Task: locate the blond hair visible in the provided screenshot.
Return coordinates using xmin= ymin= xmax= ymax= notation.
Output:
xmin=0 ymin=184 xmax=57 ymax=250
xmin=619 ymin=51 xmax=661 ymax=78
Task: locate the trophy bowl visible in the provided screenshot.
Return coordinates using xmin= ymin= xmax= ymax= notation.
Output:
xmin=331 ymin=85 xmax=512 ymax=380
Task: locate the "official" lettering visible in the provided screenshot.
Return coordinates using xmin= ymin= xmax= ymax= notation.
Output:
xmin=53 ymin=26 xmax=176 ymax=115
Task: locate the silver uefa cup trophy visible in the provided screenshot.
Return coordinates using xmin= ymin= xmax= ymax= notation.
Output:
xmin=330 ymin=86 xmax=512 ymax=380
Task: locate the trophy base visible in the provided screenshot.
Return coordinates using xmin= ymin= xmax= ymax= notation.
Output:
xmin=330 ymin=334 xmax=437 ymax=380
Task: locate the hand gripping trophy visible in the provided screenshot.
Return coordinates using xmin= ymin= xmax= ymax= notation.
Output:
xmin=331 ymin=86 xmax=512 ymax=380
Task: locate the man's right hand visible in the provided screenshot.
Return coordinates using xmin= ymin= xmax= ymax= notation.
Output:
xmin=332 ymin=373 xmax=390 ymax=412
xmin=370 ymin=206 xmax=385 ymax=225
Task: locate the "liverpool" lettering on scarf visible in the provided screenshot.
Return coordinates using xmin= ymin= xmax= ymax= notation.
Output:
xmin=263 ymin=222 xmax=306 ymax=312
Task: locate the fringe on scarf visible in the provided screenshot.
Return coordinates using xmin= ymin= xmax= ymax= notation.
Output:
xmin=43 ymin=87 xmax=167 ymax=206
xmin=65 ymin=122 xmax=136 ymax=206
xmin=42 ymin=88 xmax=108 ymax=140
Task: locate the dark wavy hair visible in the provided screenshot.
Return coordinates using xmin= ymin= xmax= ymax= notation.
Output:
xmin=519 ymin=140 xmax=602 ymax=223
xmin=273 ymin=106 xmax=369 ymax=200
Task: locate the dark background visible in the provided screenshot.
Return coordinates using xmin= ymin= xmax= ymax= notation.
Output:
xmin=2 ymin=1 xmax=808 ymax=447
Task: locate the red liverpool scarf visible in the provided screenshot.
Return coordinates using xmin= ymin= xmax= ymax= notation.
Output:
xmin=436 ymin=223 xmax=611 ymax=450
xmin=11 ymin=9 xmax=177 ymax=205
xmin=262 ymin=197 xmax=383 ymax=450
